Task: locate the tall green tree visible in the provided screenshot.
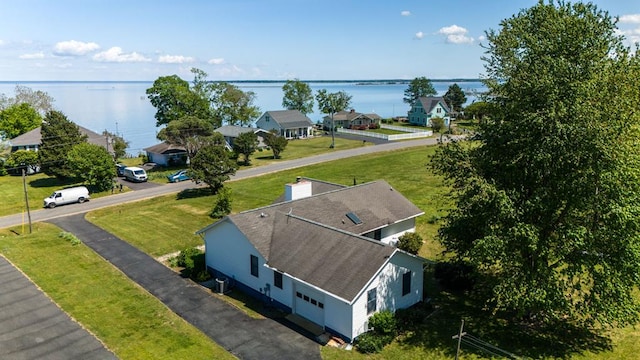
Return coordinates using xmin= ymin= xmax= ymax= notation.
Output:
xmin=403 ymin=77 xmax=436 ymax=104
xmin=443 ymin=83 xmax=467 ymax=113
xmin=432 ymin=0 xmax=640 ymax=329
xmin=102 ymin=130 xmax=129 ymax=160
xmin=67 ymin=142 xmax=114 ymax=192
xmin=39 ymin=111 xmax=87 ymax=179
xmin=316 ymin=89 xmax=352 ymax=148
xmin=263 ymin=129 xmax=288 ymax=159
xmin=282 ymin=79 xmax=314 ymax=115
xmin=464 ymin=101 xmax=494 ymax=121
xmin=5 ymin=149 xmax=39 ymax=174
xmin=146 ymin=75 xmax=211 ymax=127
xmin=157 ymin=116 xmax=216 ymax=162
xmin=209 ymin=82 xmax=261 ymax=127
xmin=232 ymin=131 xmax=259 ymax=165
xmin=189 ymin=143 xmax=237 ymax=194
xmin=0 ymin=103 xmax=42 ymax=139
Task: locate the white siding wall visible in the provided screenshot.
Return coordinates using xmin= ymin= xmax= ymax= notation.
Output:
xmin=204 ymin=221 xmax=269 ymax=292
xmin=255 ymin=113 xmax=280 ymax=133
xmin=323 ymin=296 xmax=353 ymax=339
xmin=350 ymin=252 xmax=424 ymax=340
xmin=380 ymin=218 xmax=417 ymax=245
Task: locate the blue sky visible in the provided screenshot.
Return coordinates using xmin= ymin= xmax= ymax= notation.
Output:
xmin=1 ymin=0 xmax=638 ymax=81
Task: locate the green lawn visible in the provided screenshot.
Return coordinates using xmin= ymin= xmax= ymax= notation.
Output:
xmin=0 ymin=223 xmax=234 ymax=360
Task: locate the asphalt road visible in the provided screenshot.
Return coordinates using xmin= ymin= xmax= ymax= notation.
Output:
xmin=0 ymin=136 xmax=457 ymax=230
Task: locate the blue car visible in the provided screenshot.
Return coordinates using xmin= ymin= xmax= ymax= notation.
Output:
xmin=167 ymin=169 xmax=190 ymax=183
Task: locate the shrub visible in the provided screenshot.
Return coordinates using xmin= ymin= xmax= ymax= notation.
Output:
xmin=210 ymin=187 xmax=232 ymax=218
xmin=58 ymin=231 xmax=81 ymax=246
xmin=355 ymin=331 xmax=394 ymax=354
xmin=369 ymin=123 xmax=379 ymax=129
xmin=397 ymin=232 xmax=423 ymax=255
xmin=368 ymin=310 xmax=397 ymax=335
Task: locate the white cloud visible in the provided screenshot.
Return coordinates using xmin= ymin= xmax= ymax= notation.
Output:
xmin=620 ymin=14 xmax=640 ymax=23
xmin=478 ymin=35 xmax=486 ymax=41
xmin=92 ymin=47 xmax=151 ymax=63
xmin=158 ymin=55 xmax=195 ymax=64
xmin=415 ymin=31 xmax=424 ymax=40
xmin=401 ymin=10 xmax=411 ymax=16
xmin=19 ymin=52 xmax=45 ymax=59
xmin=208 ymin=58 xmax=224 ymax=65
xmin=53 ymin=40 xmax=99 ymax=56
xmin=437 ymin=25 xmax=474 ymax=44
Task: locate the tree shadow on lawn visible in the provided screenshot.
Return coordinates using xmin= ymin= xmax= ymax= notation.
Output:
xmin=176 ymin=187 xmax=213 ymax=200
xmin=398 ymin=290 xmax=612 ymax=359
xmin=28 ymin=177 xmax=75 ymax=188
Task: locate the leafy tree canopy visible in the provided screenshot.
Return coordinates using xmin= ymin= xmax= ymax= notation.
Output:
xmin=67 ymin=142 xmax=114 ymax=192
xmin=232 ymin=131 xmax=259 ymax=165
xmin=463 ymin=101 xmax=495 ymax=121
xmin=39 ymin=110 xmax=87 ymax=179
xmin=146 ymin=74 xmax=211 ymax=127
xmin=316 ymin=89 xmax=352 ymax=148
xmin=403 ymin=77 xmax=436 ymax=104
xmin=432 ymin=0 xmax=640 ymax=329
xmin=0 ymin=103 xmax=42 ymax=140
xmin=102 ymin=130 xmax=129 ymax=160
xmin=209 ymin=82 xmax=261 ymax=127
xmin=282 ymin=79 xmax=314 ymax=115
xmin=189 ymin=143 xmax=237 ymax=194
xmin=157 ymin=116 xmax=215 ymax=161
xmin=443 ymin=83 xmax=467 ymax=113
xmin=5 ymin=149 xmax=39 ymax=174
xmin=263 ymin=129 xmax=288 ymax=159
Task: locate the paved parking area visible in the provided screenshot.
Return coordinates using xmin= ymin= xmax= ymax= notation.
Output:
xmin=0 ymin=256 xmax=116 ymax=360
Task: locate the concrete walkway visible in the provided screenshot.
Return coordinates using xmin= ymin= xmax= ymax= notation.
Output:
xmin=0 ymin=256 xmax=117 ymax=360
xmin=47 ymin=214 xmax=321 ymax=360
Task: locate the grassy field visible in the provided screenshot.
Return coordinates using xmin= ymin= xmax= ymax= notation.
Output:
xmin=0 ymin=223 xmax=234 ymax=360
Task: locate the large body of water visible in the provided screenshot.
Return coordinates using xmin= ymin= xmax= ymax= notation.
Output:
xmin=0 ymin=80 xmax=486 ymax=155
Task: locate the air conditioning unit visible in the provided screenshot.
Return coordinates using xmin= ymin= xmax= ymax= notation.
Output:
xmin=215 ymin=277 xmax=229 ymax=294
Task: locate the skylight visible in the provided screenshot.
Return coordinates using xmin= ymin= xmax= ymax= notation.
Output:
xmin=346 ymin=212 xmax=362 ymax=225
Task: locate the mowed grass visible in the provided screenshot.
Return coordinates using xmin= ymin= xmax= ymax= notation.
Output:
xmin=0 ymin=223 xmax=234 ymax=360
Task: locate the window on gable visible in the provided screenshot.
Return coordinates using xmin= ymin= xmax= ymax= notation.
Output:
xmin=402 ymin=271 xmax=411 ymax=296
xmin=274 ymin=271 xmax=283 ymax=289
xmin=367 ymin=288 xmax=377 ymax=314
xmin=437 ymin=107 xmax=442 ymax=113
xmin=250 ymin=255 xmax=259 ymax=277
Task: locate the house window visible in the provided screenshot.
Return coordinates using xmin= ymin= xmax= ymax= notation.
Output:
xmin=250 ymin=255 xmax=259 ymax=277
xmin=296 ymin=292 xmax=302 ymax=298
xmin=402 ymin=271 xmax=411 ymax=296
xmin=437 ymin=107 xmax=442 ymax=113
xmin=265 ymin=115 xmax=270 ymax=122
xmin=303 ymin=295 xmax=310 ymax=302
xmin=274 ymin=271 xmax=283 ymax=289
xmin=367 ymin=288 xmax=377 ymax=314
xmin=318 ymin=302 xmax=324 ymax=309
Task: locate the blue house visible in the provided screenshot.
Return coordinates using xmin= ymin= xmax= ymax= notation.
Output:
xmin=407 ymin=97 xmax=451 ymax=127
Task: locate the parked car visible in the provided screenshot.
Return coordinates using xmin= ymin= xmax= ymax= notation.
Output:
xmin=167 ymin=169 xmax=190 ymax=183
xmin=116 ymin=163 xmax=127 ymax=177
xmin=43 ymin=186 xmax=90 ymax=208
xmin=123 ymin=166 xmax=148 ymax=182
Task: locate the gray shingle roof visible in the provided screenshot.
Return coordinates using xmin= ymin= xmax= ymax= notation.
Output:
xmin=215 ymin=125 xmax=259 ymax=138
xmin=143 ymin=142 xmax=186 ymax=154
xmin=201 ymin=180 xmax=424 ymax=301
xmin=266 ymin=110 xmax=314 ymax=129
xmin=418 ymin=97 xmax=451 ymax=113
xmin=10 ymin=125 xmax=114 ymax=154
xmin=271 ymin=177 xmax=347 ymax=204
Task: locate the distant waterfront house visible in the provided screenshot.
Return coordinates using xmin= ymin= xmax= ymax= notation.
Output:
xmin=322 ymin=109 xmax=381 ymax=130
xmin=9 ymin=125 xmax=114 ymax=156
xmin=407 ymin=97 xmax=451 ymax=127
xmin=255 ymin=110 xmax=314 ymax=139
xmin=215 ymin=125 xmax=269 ymax=150
xmin=197 ymin=178 xmax=425 ymax=342
xmin=143 ymin=142 xmax=187 ymax=166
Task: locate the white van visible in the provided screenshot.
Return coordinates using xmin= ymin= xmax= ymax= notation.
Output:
xmin=123 ymin=166 xmax=148 ymax=182
xmin=43 ymin=186 xmax=90 ymax=208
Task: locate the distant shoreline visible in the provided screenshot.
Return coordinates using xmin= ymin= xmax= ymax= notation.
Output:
xmin=0 ymin=79 xmax=482 ymax=85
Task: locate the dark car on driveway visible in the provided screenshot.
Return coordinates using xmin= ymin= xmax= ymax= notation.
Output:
xmin=167 ymin=169 xmax=190 ymax=183
xmin=116 ymin=163 xmax=127 ymax=177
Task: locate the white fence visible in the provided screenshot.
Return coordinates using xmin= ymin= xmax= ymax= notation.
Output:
xmin=336 ymin=126 xmax=432 ymax=141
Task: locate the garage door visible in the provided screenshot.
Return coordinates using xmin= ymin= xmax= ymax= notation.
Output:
xmin=294 ymin=288 xmax=324 ymax=326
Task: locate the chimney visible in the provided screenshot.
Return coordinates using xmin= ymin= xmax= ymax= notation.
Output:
xmin=285 ymin=178 xmax=312 ymax=201
xmin=350 ymin=109 xmax=355 ymax=113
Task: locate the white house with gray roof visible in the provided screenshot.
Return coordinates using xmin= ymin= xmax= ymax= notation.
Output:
xmin=255 ymin=110 xmax=314 ymax=139
xmin=197 ymin=178 xmax=425 ymax=342
xmin=215 ymin=125 xmax=269 ymax=150
xmin=407 ymin=96 xmax=451 ymax=127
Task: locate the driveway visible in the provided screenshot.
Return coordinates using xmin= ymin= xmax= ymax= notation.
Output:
xmin=47 ymin=214 xmax=321 ymax=360
xmin=0 ymin=255 xmax=117 ymax=360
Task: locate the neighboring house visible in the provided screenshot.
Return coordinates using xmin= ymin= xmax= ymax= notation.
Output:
xmin=322 ymin=109 xmax=381 ymax=130
xmin=407 ymin=97 xmax=451 ymax=127
xmin=215 ymin=125 xmax=269 ymax=150
xmin=143 ymin=142 xmax=187 ymax=166
xmin=9 ymin=125 xmax=114 ymax=156
xmin=197 ymin=178 xmax=425 ymax=342
xmin=255 ymin=110 xmax=314 ymax=139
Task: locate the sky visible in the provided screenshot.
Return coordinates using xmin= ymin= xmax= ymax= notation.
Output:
xmin=0 ymin=0 xmax=638 ymax=81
